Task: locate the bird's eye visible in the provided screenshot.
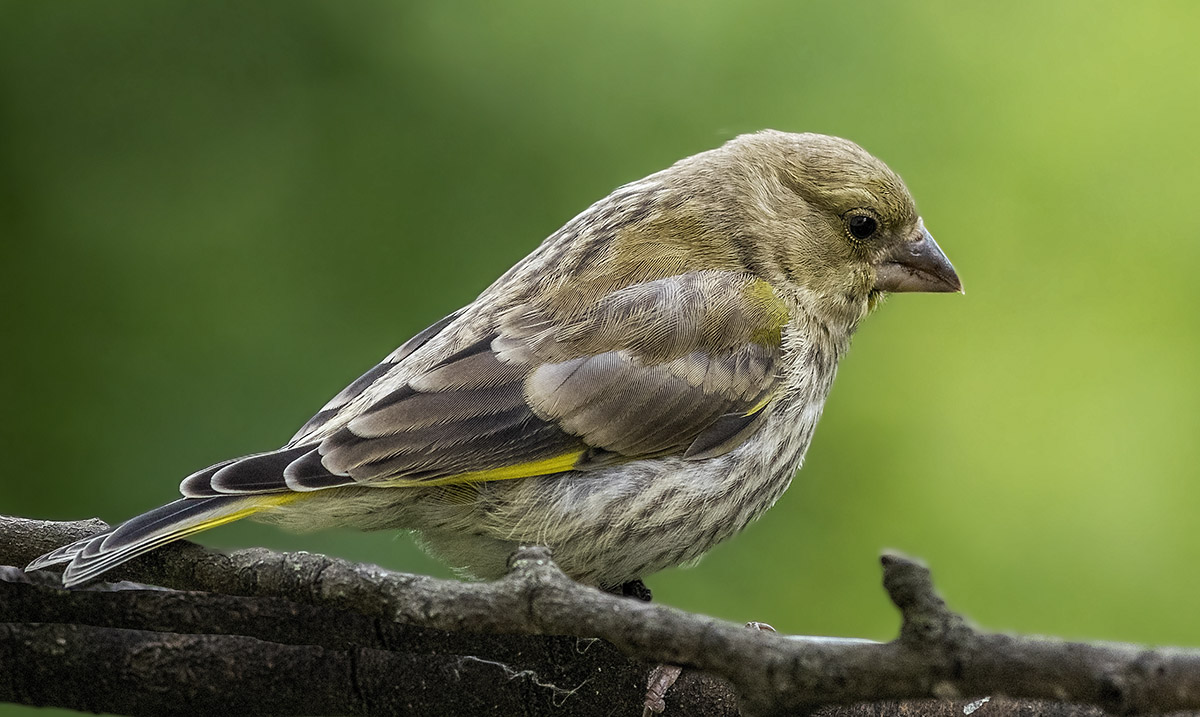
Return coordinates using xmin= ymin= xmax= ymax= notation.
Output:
xmin=847 ymin=214 xmax=878 ymax=240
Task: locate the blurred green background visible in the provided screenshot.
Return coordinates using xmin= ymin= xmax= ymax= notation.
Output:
xmin=3 ymin=2 xmax=1200 ymax=712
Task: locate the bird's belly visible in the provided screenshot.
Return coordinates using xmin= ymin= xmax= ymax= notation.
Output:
xmin=262 ymin=386 xmax=827 ymax=589
xmin=409 ymin=425 xmax=813 ymax=588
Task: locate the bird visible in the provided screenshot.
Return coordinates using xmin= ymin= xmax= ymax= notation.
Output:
xmin=28 ymin=130 xmax=961 ymax=592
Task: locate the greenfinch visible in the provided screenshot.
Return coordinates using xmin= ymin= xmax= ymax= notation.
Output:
xmin=30 ymin=130 xmax=960 ymax=590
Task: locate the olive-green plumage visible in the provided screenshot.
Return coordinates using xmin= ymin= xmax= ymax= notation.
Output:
xmin=29 ymin=130 xmax=960 ymax=589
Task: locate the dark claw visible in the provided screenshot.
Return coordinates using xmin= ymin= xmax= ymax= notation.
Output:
xmin=619 ymin=578 xmax=653 ymax=602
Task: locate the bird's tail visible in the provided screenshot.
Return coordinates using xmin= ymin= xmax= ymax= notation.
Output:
xmin=26 ymin=494 xmax=299 ymax=587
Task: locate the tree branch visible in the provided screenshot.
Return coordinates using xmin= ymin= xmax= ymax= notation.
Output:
xmin=2 ymin=514 xmax=1198 ymax=716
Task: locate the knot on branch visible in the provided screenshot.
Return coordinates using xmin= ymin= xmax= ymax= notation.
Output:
xmin=881 ymin=552 xmax=970 ymax=650
xmin=507 ymin=544 xmax=555 ymax=571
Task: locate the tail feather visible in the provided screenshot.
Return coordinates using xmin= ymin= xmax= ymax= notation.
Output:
xmin=26 ymin=494 xmax=299 ymax=588
xmin=25 ymin=540 xmax=86 ymax=571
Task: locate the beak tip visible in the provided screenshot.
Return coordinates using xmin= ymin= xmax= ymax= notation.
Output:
xmin=872 ymin=230 xmax=961 ymax=295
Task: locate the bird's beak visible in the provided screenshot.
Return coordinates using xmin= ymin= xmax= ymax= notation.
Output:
xmin=872 ymin=221 xmax=962 ymax=293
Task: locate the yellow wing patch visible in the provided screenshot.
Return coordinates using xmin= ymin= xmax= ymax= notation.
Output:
xmin=186 ymin=492 xmax=306 ymax=532
xmin=742 ymin=391 xmax=778 ymax=417
xmin=380 ymin=451 xmax=586 ymax=488
xmin=741 ymin=278 xmax=791 ymax=347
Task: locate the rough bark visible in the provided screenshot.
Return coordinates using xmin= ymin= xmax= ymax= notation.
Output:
xmin=1 ymin=515 xmax=1198 ymax=716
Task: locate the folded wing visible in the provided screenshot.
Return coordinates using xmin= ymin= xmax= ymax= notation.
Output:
xmin=185 ymin=270 xmax=791 ymax=495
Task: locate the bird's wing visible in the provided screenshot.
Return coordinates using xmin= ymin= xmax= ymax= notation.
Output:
xmin=287 ymin=307 xmax=467 ymax=445
xmin=180 ymin=270 xmax=790 ymax=497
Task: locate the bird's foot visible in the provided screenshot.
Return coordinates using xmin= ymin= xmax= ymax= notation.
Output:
xmin=619 ymin=578 xmax=653 ymax=602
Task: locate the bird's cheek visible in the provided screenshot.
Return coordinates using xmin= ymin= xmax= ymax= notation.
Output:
xmin=832 ymin=269 xmax=875 ymax=319
xmin=848 ymin=266 xmax=876 ymax=302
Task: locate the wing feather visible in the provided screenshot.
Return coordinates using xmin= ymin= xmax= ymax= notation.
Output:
xmin=289 ymin=308 xmax=465 ymax=443
xmin=185 ymin=270 xmax=790 ymax=497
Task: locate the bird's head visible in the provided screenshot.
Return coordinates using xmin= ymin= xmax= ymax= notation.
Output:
xmin=702 ymin=130 xmax=961 ymax=327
